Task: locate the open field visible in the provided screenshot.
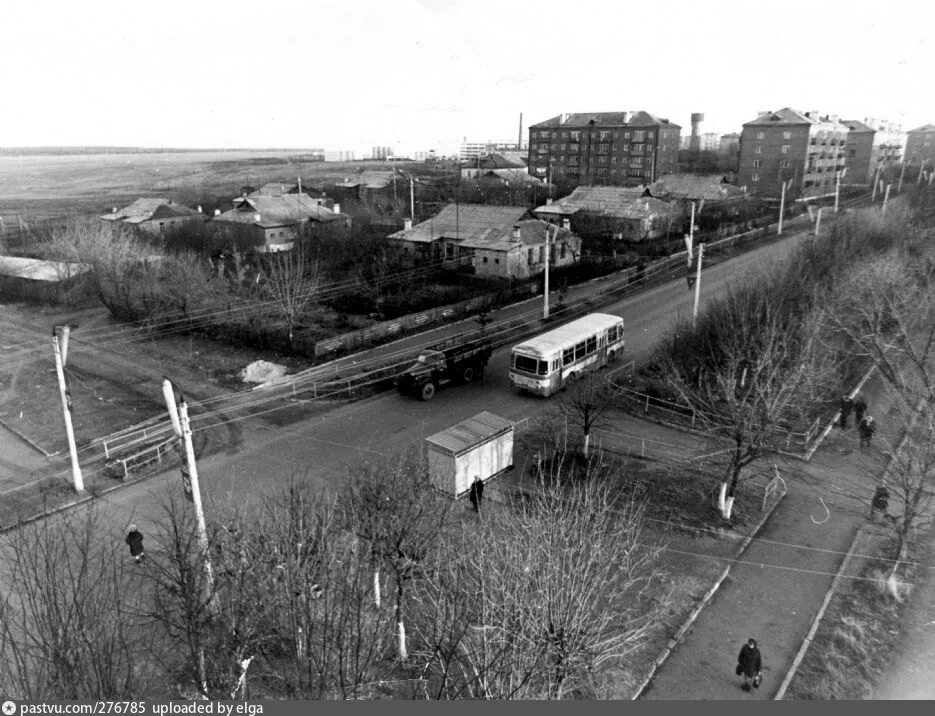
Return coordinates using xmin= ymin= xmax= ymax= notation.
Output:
xmin=0 ymin=150 xmax=432 ymax=221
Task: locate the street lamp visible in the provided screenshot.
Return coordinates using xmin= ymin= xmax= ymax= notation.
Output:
xmin=52 ymin=324 xmax=83 ymax=492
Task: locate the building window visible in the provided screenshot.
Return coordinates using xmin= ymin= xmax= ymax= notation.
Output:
xmin=632 ymin=130 xmax=645 ymax=142
xmin=752 ymin=160 xmax=761 ymax=168
xmin=755 ymin=145 xmax=762 ymax=154
xmin=781 ymin=145 xmax=790 ymax=154
xmin=482 ymin=256 xmax=488 ymax=263
xmin=528 ymin=248 xmax=535 ymax=264
xmin=752 ymin=172 xmax=760 ymax=182
xmin=623 ymin=131 xmax=631 ymax=139
xmin=780 ymin=160 xmax=791 ymax=168
xmin=757 ymin=131 xmax=765 ymax=140
xmin=495 ymin=258 xmax=499 ymax=264
xmin=783 ymin=131 xmax=792 ymax=139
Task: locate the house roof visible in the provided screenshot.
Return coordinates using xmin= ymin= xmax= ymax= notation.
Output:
xmin=212 ymin=195 xmax=343 ymax=228
xmin=389 ymin=204 xmax=573 ymax=250
xmin=0 ymin=256 xmax=90 ymax=282
xmin=480 ymin=169 xmax=542 ymax=184
xmin=336 ymin=170 xmax=395 ymax=189
xmin=841 ymin=119 xmax=874 ymax=133
xmin=743 ymin=107 xmax=850 ymax=130
xmin=908 ymin=124 xmax=935 ymax=133
xmin=530 ymin=111 xmax=680 ymax=129
xmin=461 ymin=153 xmax=526 ymax=170
xmin=101 ymin=198 xmax=203 ymax=224
xmin=251 ymin=182 xmax=300 ymax=196
xmin=533 ymin=186 xmax=671 ymax=219
xmin=647 ymin=175 xmax=746 ymax=202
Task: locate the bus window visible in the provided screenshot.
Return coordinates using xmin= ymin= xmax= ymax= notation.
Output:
xmin=537 ymin=360 xmax=549 ymax=376
xmin=563 ymin=347 xmax=574 ymax=365
xmin=586 ymin=336 xmax=597 ymax=354
xmin=575 ymin=341 xmax=587 ymax=360
xmin=514 ymin=355 xmax=540 ymax=373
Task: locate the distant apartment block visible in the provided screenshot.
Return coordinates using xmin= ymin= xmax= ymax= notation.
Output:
xmin=737 ymin=108 xmax=848 ymax=198
xmin=839 ymin=118 xmax=904 ymax=186
xmin=459 ymin=140 xmax=525 ymax=161
xmin=372 ymin=145 xmax=392 ymax=160
xmin=904 ymin=124 xmax=935 ymax=168
xmin=527 ymin=111 xmax=680 ymax=187
xmin=325 ymin=150 xmax=356 ymax=162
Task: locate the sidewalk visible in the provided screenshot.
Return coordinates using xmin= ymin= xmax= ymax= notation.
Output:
xmin=638 ymin=369 xmax=904 ymax=699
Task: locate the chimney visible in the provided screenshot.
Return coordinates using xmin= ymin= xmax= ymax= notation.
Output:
xmin=511 ymin=225 xmax=522 ymax=241
xmin=404 ymin=218 xmax=413 ymax=231
xmin=546 ymin=197 xmax=553 ymax=206
xmin=197 ymin=205 xmax=202 ymax=213
xmin=214 ymin=209 xmax=221 ymax=216
xmin=254 ymin=213 xmax=262 ymax=223
xmin=560 ymin=112 xmax=569 ymax=124
xmin=333 ymin=203 xmax=341 ymax=214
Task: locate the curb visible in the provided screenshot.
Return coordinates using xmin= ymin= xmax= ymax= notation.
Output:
xmin=773 ymin=525 xmax=863 ymax=700
xmin=631 ymin=490 xmax=787 ymax=700
xmin=0 ymin=416 xmax=56 ymax=458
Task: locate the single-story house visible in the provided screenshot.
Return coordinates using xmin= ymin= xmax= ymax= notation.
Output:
xmin=388 ymin=204 xmax=581 ymax=280
xmin=211 ymin=194 xmax=349 ymax=252
xmin=0 ymin=256 xmax=91 ymax=303
xmin=461 ymin=153 xmax=527 ymax=180
xmin=646 ymin=174 xmax=748 ymax=214
xmin=476 ymin=169 xmax=544 ymax=186
xmin=101 ymin=198 xmax=207 ymax=235
xmin=533 ymin=185 xmax=678 ymax=241
xmin=248 ymin=182 xmax=335 ymax=209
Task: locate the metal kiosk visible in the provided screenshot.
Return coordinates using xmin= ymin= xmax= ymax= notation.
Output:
xmin=425 ymin=411 xmax=514 ymax=498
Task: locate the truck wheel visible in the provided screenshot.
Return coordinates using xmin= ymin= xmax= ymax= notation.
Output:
xmin=419 ymin=382 xmax=436 ymax=401
xmin=462 ymin=365 xmax=476 ymax=383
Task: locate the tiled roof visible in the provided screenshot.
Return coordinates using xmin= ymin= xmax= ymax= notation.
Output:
xmin=212 ymin=195 xmax=342 ymax=228
xmin=533 ymin=186 xmax=669 ymax=219
xmin=530 ymin=111 xmax=680 ymax=129
xmin=743 ymin=107 xmax=813 ymax=126
xmin=648 ymin=175 xmax=746 ymax=202
xmin=101 ymin=198 xmax=203 ymax=224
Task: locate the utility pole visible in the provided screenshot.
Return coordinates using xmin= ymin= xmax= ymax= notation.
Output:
xmin=882 ymin=182 xmax=892 ymax=215
xmin=917 ymin=160 xmax=926 ymax=185
xmin=872 ymin=166 xmax=881 ymax=201
xmin=543 ymin=224 xmax=553 ymax=319
xmin=692 ymin=243 xmax=704 ymax=330
xmin=52 ymin=325 xmax=83 ymax=492
xmin=778 ymin=181 xmax=786 ymax=234
xmin=814 ymin=207 xmax=823 ymax=238
xmin=898 ymin=160 xmax=907 ymax=193
xmin=162 ymin=378 xmax=216 ymax=613
xmin=834 ymin=169 xmax=844 ymax=213
xmin=688 ymin=201 xmax=696 ymax=247
xmin=409 ymin=174 xmax=415 ymax=222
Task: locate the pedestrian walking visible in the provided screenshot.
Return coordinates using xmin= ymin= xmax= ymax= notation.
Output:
xmin=853 ymin=393 xmax=868 ymax=426
xmin=839 ymin=395 xmax=854 ymax=428
xmin=858 ymin=415 xmax=876 ymax=449
xmin=870 ymin=482 xmax=890 ymax=522
xmin=468 ymin=476 xmax=484 ymax=512
xmin=735 ymin=638 xmax=763 ymax=692
xmin=125 ymin=524 xmax=145 ymax=563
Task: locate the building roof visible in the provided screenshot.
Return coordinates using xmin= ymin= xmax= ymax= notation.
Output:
xmin=389 ymin=204 xmax=573 ymax=250
xmin=251 ymin=182 xmax=301 ymax=196
xmin=907 ymin=124 xmax=935 ymax=133
xmin=101 ymin=198 xmax=204 ymax=224
xmin=480 ymin=169 xmax=542 ymax=184
xmin=425 ymin=411 xmax=513 ymax=456
xmin=841 ymin=119 xmax=874 ymax=133
xmin=461 ymin=153 xmax=526 ymax=170
xmin=336 ymin=170 xmax=395 ymax=189
xmin=0 ymin=256 xmax=90 ymax=282
xmin=212 ymin=194 xmax=343 ymax=228
xmin=533 ymin=185 xmax=672 ymax=219
xmin=530 ymin=111 xmax=680 ymax=129
xmin=743 ymin=107 xmax=813 ymax=126
xmin=648 ymin=174 xmax=747 ymax=202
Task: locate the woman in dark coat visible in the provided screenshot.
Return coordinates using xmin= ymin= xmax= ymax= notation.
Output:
xmin=736 ymin=637 xmax=762 ymax=691
xmin=126 ymin=524 xmax=145 ymax=562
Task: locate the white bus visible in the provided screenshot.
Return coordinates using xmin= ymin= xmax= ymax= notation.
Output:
xmin=509 ymin=312 xmax=625 ymax=397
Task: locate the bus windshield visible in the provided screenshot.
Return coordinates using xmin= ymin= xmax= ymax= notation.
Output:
xmin=513 ymin=354 xmax=549 ymax=375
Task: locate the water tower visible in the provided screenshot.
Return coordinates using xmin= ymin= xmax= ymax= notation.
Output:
xmin=690 ymin=112 xmax=704 ymax=152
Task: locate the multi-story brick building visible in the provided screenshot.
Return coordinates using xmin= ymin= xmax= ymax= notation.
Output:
xmin=527 ymin=111 xmax=680 ymax=187
xmin=737 ymin=108 xmax=848 ymax=198
xmin=840 ymin=118 xmax=904 ymax=186
xmin=904 ymin=124 xmax=935 ymax=169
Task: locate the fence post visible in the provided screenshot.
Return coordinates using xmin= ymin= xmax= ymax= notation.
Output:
xmin=122 ymin=460 xmax=129 ymax=482
xmin=103 ymin=440 xmax=110 ymax=459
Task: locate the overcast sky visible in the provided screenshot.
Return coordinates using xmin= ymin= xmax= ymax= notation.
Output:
xmin=2 ymin=0 xmax=932 ymax=155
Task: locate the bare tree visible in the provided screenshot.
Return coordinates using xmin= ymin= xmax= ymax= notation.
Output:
xmin=0 ymin=507 xmax=159 ymax=699
xmin=557 ymin=371 xmax=616 ymax=459
xmin=344 ymin=450 xmax=452 ymax=663
xmin=260 ymin=243 xmax=321 ymax=348
xmin=658 ymin=283 xmax=831 ymax=519
xmin=411 ymin=464 xmax=669 ymax=699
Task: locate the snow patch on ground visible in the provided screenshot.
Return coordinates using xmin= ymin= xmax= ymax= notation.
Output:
xmin=241 ymin=360 xmax=287 ymax=384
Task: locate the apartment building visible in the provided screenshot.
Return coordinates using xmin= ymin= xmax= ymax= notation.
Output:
xmin=904 ymin=124 xmax=935 ymax=168
xmin=737 ymin=108 xmax=848 ymax=198
xmin=840 ymin=118 xmax=905 ymax=185
xmin=527 ymin=111 xmax=680 ymax=187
